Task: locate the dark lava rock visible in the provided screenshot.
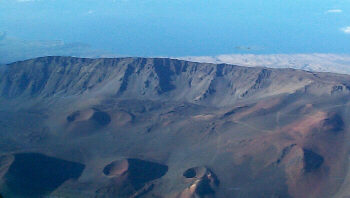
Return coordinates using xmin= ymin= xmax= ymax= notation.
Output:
xmin=323 ymin=113 xmax=344 ymax=134
xmin=196 ymin=176 xmax=216 ymax=195
xmin=303 ymin=149 xmax=324 ymax=172
xmin=90 ymin=111 xmax=111 ymax=126
xmin=126 ymin=158 xmax=168 ymax=188
xmin=276 ymin=144 xmax=296 ymax=165
xmin=223 ymin=105 xmax=251 ymax=117
xmin=4 ymin=153 xmax=85 ymax=197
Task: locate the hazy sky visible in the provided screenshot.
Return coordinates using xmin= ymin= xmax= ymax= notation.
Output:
xmin=1 ymin=0 xmax=350 ymax=59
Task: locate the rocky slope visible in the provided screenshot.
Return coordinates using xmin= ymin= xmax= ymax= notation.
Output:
xmin=0 ymin=57 xmax=350 ymax=198
xmin=1 ymin=56 xmax=349 ymax=107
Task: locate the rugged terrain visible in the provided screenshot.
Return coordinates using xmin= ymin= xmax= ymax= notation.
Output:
xmin=0 ymin=56 xmax=350 ymax=198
